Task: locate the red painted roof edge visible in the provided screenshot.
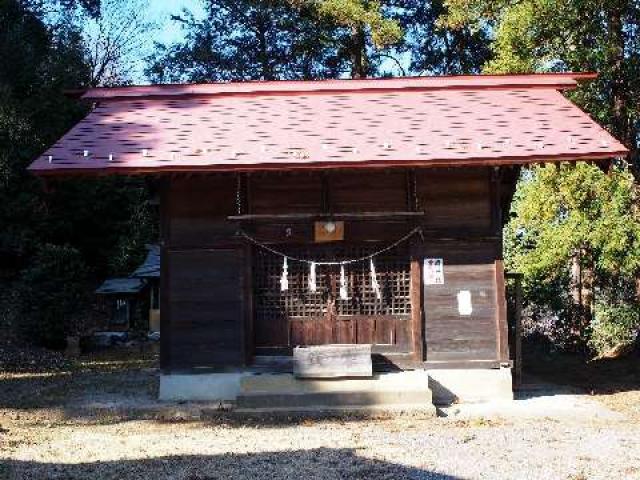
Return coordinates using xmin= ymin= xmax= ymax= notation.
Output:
xmin=80 ymin=72 xmax=598 ymax=101
xmin=29 ymin=150 xmax=627 ymax=177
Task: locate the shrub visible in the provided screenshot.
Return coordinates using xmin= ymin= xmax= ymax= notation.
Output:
xmin=589 ymin=302 xmax=640 ymax=356
xmin=16 ymin=244 xmax=89 ymax=349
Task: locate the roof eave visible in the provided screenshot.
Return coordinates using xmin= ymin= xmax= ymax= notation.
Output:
xmin=28 ymin=150 xmax=628 ymax=177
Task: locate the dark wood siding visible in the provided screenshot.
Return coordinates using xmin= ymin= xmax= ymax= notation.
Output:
xmin=159 ymin=167 xmax=508 ymax=371
xmin=418 ymin=239 xmax=502 ymax=362
xmin=165 ymin=248 xmax=246 ymax=371
xmin=416 ymin=168 xmax=492 ymax=232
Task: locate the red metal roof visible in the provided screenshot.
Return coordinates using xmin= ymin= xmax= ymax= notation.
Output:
xmin=29 ymin=73 xmax=627 ymax=176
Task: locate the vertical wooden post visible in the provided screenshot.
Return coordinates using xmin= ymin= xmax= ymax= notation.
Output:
xmin=243 ymin=243 xmax=254 ymax=366
xmin=490 ymin=167 xmax=502 ymax=235
xmin=410 ymin=250 xmax=424 ymax=362
xmin=494 ymin=259 xmax=510 ymax=363
xmin=513 ymin=274 xmax=523 ymax=387
xmin=159 ymin=177 xmax=171 ymax=373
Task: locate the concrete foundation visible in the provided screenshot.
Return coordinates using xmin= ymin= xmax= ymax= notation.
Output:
xmin=159 ymin=368 xmax=512 ymax=407
xmin=427 ymin=367 xmax=513 ymax=405
xmin=159 ymin=372 xmax=252 ymax=402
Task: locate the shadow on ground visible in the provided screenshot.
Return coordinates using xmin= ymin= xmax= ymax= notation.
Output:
xmin=520 ymin=342 xmax=640 ymax=396
xmin=1 ymin=447 xmax=460 ymax=480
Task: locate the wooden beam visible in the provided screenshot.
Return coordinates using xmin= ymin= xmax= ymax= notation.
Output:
xmin=228 ymin=211 xmax=427 ymax=222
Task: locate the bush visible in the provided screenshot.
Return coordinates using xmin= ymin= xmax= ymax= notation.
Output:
xmin=589 ymin=302 xmax=640 ymax=356
xmin=16 ymin=244 xmax=89 ymax=349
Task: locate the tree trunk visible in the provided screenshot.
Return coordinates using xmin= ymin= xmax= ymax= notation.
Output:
xmin=607 ymin=4 xmax=635 ymax=172
xmin=256 ymin=19 xmax=273 ymax=80
xmin=350 ymin=25 xmax=367 ymax=79
xmin=570 ymin=247 xmax=594 ymax=350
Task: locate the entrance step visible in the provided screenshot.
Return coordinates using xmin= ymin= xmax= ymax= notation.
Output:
xmin=235 ymin=371 xmax=435 ymax=414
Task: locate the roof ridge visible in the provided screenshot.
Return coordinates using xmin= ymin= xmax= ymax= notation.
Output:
xmin=80 ymin=73 xmax=597 ymax=101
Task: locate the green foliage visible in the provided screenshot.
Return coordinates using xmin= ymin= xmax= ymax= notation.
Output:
xmin=505 ymin=163 xmax=640 ymax=353
xmin=397 ymin=0 xmax=491 ymax=75
xmin=0 ymin=1 xmax=157 ymax=347
xmin=507 ymin=164 xmax=640 ymax=278
xmin=147 ymin=0 xmax=349 ymax=82
xmin=108 ymin=188 xmax=158 ymax=276
xmin=590 ymin=302 xmax=640 ymax=354
xmin=148 ymin=0 xmax=406 ymax=82
xmin=16 ymin=244 xmax=90 ymax=349
xmin=442 ymin=0 xmax=640 ymax=160
xmin=444 ymin=0 xmax=640 ymax=353
xmin=311 ymin=0 xmax=402 ymax=48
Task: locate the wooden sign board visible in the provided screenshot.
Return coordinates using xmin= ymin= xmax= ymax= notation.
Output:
xmin=293 ymin=344 xmax=373 ymax=378
xmin=314 ymin=221 xmax=344 ymax=243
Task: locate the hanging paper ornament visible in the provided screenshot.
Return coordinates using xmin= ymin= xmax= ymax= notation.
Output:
xmin=280 ymin=257 xmax=289 ymax=292
xmin=339 ymin=264 xmax=348 ymax=300
xmin=370 ymin=258 xmax=381 ymax=300
xmin=308 ymin=262 xmax=317 ymax=293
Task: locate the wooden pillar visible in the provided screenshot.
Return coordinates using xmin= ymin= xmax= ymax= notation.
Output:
xmin=490 ymin=167 xmax=502 ymax=235
xmin=494 ymin=259 xmax=510 ymax=364
xmin=513 ymin=274 xmax=523 ymax=387
xmin=159 ymin=177 xmax=171 ymax=372
xmin=410 ymin=248 xmax=424 ymax=362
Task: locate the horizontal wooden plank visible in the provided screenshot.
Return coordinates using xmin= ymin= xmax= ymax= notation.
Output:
xmin=293 ymin=344 xmax=373 ymax=378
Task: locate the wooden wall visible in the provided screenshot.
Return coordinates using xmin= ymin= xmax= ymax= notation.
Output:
xmin=159 ymin=167 xmax=511 ymax=372
xmin=416 ymin=239 xmax=503 ymax=363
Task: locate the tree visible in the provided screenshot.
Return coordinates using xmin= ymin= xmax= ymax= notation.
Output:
xmin=0 ymin=1 xmax=157 ymax=346
xmin=147 ymin=0 xmax=348 ymax=83
xmin=442 ymin=0 xmax=640 ymax=352
xmin=395 ymin=0 xmax=491 ymax=75
xmin=82 ymin=0 xmax=155 ymax=86
xmin=297 ymin=0 xmax=402 ymax=78
xmin=505 ymin=164 xmax=640 ymax=353
xmin=148 ymin=0 xmax=405 ymax=82
xmin=442 ymin=0 xmax=640 ymax=174
xmin=16 ymin=244 xmax=90 ymax=349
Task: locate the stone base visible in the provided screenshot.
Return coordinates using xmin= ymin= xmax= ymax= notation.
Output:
xmin=427 ymin=367 xmax=513 ymax=405
xmin=159 ymin=368 xmax=512 ymax=407
xmin=159 ymin=372 xmax=251 ymax=402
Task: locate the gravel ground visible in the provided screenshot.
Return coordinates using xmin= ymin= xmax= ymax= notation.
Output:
xmin=1 ymin=410 xmax=639 ymax=480
xmin=0 ymin=345 xmax=639 ymax=480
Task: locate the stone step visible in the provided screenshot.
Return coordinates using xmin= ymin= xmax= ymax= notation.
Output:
xmin=241 ymin=370 xmax=430 ymax=394
xmin=236 ymin=371 xmax=434 ymax=414
xmin=236 ymin=389 xmax=433 ymax=410
xmin=234 ymin=403 xmax=437 ymax=416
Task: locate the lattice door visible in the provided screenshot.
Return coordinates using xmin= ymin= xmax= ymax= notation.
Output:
xmin=253 ymin=245 xmax=412 ymax=352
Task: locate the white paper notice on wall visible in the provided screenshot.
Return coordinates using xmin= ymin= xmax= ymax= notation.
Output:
xmin=423 ymin=258 xmax=444 ymax=285
xmin=457 ymin=290 xmax=473 ymax=316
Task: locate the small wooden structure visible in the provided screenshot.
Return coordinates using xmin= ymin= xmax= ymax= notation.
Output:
xmin=132 ymin=245 xmax=161 ymax=332
xmin=30 ymin=74 xmax=627 ymax=402
xmin=95 ymin=278 xmax=145 ymax=331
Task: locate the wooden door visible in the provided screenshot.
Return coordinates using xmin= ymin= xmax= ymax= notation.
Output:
xmin=253 ymin=245 xmax=412 ymax=354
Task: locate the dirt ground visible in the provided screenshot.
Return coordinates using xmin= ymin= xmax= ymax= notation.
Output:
xmin=1 ymin=344 xmax=639 ymax=480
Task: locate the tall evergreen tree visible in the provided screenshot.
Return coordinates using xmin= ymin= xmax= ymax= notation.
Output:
xmin=147 ymin=0 xmax=348 ymax=82
xmin=395 ymin=0 xmax=491 ymax=75
xmin=442 ymin=0 xmax=640 ymax=352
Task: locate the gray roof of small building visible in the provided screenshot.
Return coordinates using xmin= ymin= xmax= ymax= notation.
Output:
xmin=95 ymin=278 xmax=145 ymax=295
xmin=131 ymin=244 xmax=160 ymax=278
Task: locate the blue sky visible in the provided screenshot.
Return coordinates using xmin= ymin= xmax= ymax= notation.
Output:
xmin=149 ymin=0 xmax=204 ymax=47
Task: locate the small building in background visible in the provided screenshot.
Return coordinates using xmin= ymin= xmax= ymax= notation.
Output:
xmin=132 ymin=245 xmax=160 ymax=333
xmin=95 ymin=277 xmax=146 ymax=331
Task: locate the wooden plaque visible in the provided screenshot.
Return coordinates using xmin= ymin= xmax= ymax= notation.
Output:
xmin=314 ymin=221 xmax=344 ymax=243
xmin=293 ymin=344 xmax=373 ymax=378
